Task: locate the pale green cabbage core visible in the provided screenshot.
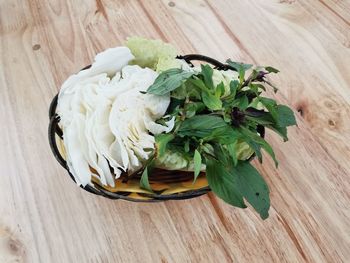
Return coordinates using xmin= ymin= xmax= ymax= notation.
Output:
xmin=126 ymin=36 xmax=179 ymax=72
xmin=155 ymin=141 xmax=254 ymax=172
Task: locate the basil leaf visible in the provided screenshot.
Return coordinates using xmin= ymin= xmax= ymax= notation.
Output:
xmin=201 ymin=91 xmax=222 ymax=110
xmin=265 ymin=81 xmax=278 ymax=93
xmin=206 ymin=156 xmax=270 ymax=219
xmin=167 ymin=98 xmax=184 ymax=115
xmin=245 ymin=113 xmax=275 ymax=125
xmin=265 ymin=66 xmax=279 ymax=73
xmin=247 ymin=140 xmax=263 ymax=162
xmin=259 ymin=97 xmax=278 ymax=120
xmin=140 ymin=167 xmax=152 ymax=192
xmin=233 ymin=161 xmax=270 ymax=219
xmin=171 ymin=83 xmax=187 ymax=99
xmin=155 ymin=134 xmax=175 ymax=157
xmin=226 ymin=60 xmax=253 ymax=72
xmin=184 ymin=139 xmax=190 ymax=152
xmin=215 ymin=82 xmax=225 ymax=97
xmin=232 ymin=95 xmax=249 ymax=110
xmin=212 ymin=143 xmax=229 ymax=165
xmin=226 ymin=142 xmax=238 ymax=166
xmin=188 ymin=78 xmax=209 ymax=92
xmin=184 ymin=102 xmax=205 ymax=118
xmin=204 ymin=126 xmax=240 ymax=145
xmin=239 ymin=126 xmax=278 ymax=167
xmin=250 ymin=83 xmax=266 ymax=91
xmin=206 ymin=157 xmax=246 ymax=208
xmin=276 ymin=105 xmax=297 ymax=127
xmin=200 ymin=64 xmax=214 ymax=90
xmin=147 ymin=68 xmax=194 ymax=95
xmin=259 ymin=98 xmax=296 ymax=127
xmin=230 ymin=80 xmax=239 ymax=98
xmin=227 ymin=60 xmax=253 ymax=84
xmin=267 ymin=125 xmax=288 ymax=142
xmin=178 ymin=115 xmax=227 ymax=138
xmin=193 ymin=150 xmax=202 ymax=183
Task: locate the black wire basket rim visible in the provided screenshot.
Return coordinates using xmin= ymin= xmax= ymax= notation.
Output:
xmin=48 ymin=53 xmax=264 ymax=202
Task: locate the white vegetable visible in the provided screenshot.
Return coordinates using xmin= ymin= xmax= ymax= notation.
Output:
xmin=57 ymin=47 xmax=172 ymax=187
xmin=109 ymin=65 xmax=171 ymax=173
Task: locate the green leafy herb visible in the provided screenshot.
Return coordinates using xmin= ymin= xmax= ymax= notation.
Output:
xmin=233 ymin=161 xmax=270 ymax=219
xmin=184 ymin=102 xmax=205 ymax=118
xmin=204 ymin=126 xmax=240 ymax=145
xmin=201 ymin=64 xmax=214 ymax=90
xmin=140 ymin=167 xmax=153 ymax=192
xmin=206 ymin=157 xmax=246 ymax=208
xmin=137 ymin=53 xmax=297 ymax=219
xmin=259 ymin=97 xmax=277 ymax=118
xmin=155 ymin=134 xmax=175 ymax=157
xmin=259 ymin=97 xmax=296 ymax=127
xmin=227 ymin=60 xmax=253 ymax=72
xmin=229 ymin=80 xmax=239 ymax=98
xmin=267 ymin=125 xmax=288 ymax=142
xmin=239 ymin=126 xmax=278 ymax=167
xmin=233 ymin=95 xmax=249 ymax=110
xmin=184 ymin=139 xmax=190 ymax=152
xmin=227 ymin=144 xmax=238 ymax=167
xmin=216 ymin=82 xmax=225 ymax=97
xmin=188 ymin=78 xmax=209 ymax=92
xmin=201 ymin=91 xmax=222 ymax=110
xmin=265 ymin=66 xmax=280 ymax=73
xmin=193 ymin=150 xmax=202 ymax=183
xmin=147 ymin=68 xmax=194 ymax=95
xmin=206 ymin=157 xmax=270 ymax=219
xmin=178 ymin=115 xmax=227 ymax=138
xmin=276 ymin=105 xmax=297 ymax=127
xmin=227 ymin=60 xmax=253 ymax=84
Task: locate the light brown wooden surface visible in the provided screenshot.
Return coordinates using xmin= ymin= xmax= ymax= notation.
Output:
xmin=1 ymin=0 xmax=349 ymax=262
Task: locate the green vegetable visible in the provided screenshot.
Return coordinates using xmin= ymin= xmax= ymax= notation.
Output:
xmin=232 ymin=161 xmax=270 ymax=219
xmin=203 ymin=126 xmax=240 ymax=145
xmin=154 ymin=149 xmax=190 ymax=171
xmin=139 ymin=57 xmax=296 ymax=219
xmin=276 ymin=105 xmax=297 ymax=127
xmin=156 ymin=57 xmax=182 ymax=72
xmin=265 ymin=66 xmax=280 ymax=73
xmin=140 ymin=167 xmax=152 ymax=192
xmin=206 ymin=157 xmax=246 ymax=208
xmin=226 ymin=60 xmax=253 ymax=84
xmin=201 ymin=91 xmax=222 ymax=110
xmin=178 ymin=115 xmax=228 ymax=138
xmin=206 ymin=156 xmax=270 ymax=219
xmin=147 ymin=68 xmax=194 ymax=95
xmin=239 ymin=126 xmax=278 ymax=167
xmin=193 ymin=150 xmax=202 ymax=183
xmin=155 ymin=134 xmax=175 ymax=158
xmin=126 ymin=36 xmax=178 ymax=71
xmin=201 ymin=64 xmax=215 ymax=90
xmin=235 ymin=141 xmax=255 ymax=160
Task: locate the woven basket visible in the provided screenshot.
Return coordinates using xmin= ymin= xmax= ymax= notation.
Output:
xmin=48 ymin=54 xmax=265 ymax=202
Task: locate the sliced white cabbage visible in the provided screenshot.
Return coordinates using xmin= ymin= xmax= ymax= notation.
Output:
xmin=57 ymin=47 xmax=172 ymax=187
xmin=59 ymin=47 xmax=134 ymax=95
xmin=109 ymin=65 xmax=172 ymax=173
xmin=64 ymin=114 xmax=91 ymax=186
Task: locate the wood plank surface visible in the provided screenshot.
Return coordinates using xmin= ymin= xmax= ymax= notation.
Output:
xmin=0 ymin=0 xmax=349 ymax=262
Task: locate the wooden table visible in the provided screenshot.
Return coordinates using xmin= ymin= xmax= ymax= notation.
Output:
xmin=1 ymin=0 xmax=349 ymax=262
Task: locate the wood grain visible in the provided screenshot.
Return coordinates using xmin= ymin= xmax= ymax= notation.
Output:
xmin=0 ymin=0 xmax=349 ymax=262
